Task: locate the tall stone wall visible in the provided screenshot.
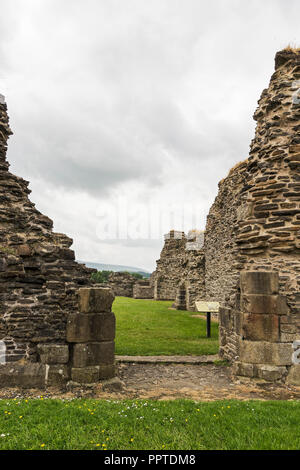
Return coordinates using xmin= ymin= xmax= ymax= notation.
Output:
xmin=152 ymin=230 xmax=205 ymax=310
xmin=0 ymin=96 xmax=94 ymax=366
xmin=206 ymin=49 xmax=300 ymax=382
xmin=153 ymin=230 xmax=187 ymax=301
xmin=204 ymin=160 xmax=248 ymax=305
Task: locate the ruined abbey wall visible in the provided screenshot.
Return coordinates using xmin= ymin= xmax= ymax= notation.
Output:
xmin=152 ymin=230 xmax=205 ymax=311
xmin=205 ymin=49 xmax=300 ymax=383
xmin=104 ymin=272 xmax=137 ymax=297
xmin=0 ymin=95 xmax=118 ymax=386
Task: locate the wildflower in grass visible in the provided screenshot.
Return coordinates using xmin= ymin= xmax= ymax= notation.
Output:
xmin=40 ymin=444 xmax=45 ymax=448
xmin=19 ymin=416 xmax=23 ymax=419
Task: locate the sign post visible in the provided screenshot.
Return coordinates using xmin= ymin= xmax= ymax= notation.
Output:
xmin=195 ymin=301 xmax=220 ymax=338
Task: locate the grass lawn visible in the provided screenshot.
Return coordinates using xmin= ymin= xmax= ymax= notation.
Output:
xmin=0 ymin=398 xmax=300 ymax=450
xmin=113 ymin=297 xmax=219 ymax=356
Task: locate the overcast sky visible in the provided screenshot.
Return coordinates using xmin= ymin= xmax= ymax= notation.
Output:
xmin=0 ymin=0 xmax=299 ymax=271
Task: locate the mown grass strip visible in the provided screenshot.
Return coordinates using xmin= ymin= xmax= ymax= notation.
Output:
xmin=114 ymin=297 xmax=219 ymax=356
xmin=0 ymin=399 xmax=299 ymax=450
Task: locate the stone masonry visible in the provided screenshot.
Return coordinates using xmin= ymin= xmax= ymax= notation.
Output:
xmin=133 ymin=280 xmax=154 ymax=299
xmin=105 ymin=272 xmax=138 ymax=297
xmin=67 ymin=287 xmax=116 ymax=384
xmin=207 ymin=49 xmax=300 ymax=383
xmin=152 ymin=230 xmax=205 ymax=311
xmin=0 ymin=96 xmax=116 ymax=387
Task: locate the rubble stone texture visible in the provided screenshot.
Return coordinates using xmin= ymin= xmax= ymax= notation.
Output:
xmin=104 ymin=271 xmax=138 ymax=297
xmin=152 ymin=230 xmax=205 ymax=311
xmin=208 ymin=49 xmax=300 ymax=382
xmin=0 ymin=98 xmax=117 ymax=387
xmin=133 ymin=280 xmax=154 ymax=299
xmin=0 ymin=97 xmax=94 ymax=365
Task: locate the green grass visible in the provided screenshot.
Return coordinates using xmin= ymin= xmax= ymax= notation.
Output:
xmin=113 ymin=297 xmax=219 ymax=356
xmin=0 ymin=399 xmax=300 ymax=450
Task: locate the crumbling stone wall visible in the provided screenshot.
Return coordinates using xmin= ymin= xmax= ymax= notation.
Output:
xmin=152 ymin=230 xmax=205 ymax=310
xmin=174 ymin=231 xmax=205 ymax=311
xmin=0 ymin=287 xmax=116 ymax=387
xmin=105 ymin=272 xmax=137 ymax=297
xmin=204 ymin=160 xmax=248 ymax=305
xmin=153 ymin=230 xmax=187 ymax=301
xmin=0 ymin=96 xmax=117 ymax=387
xmin=133 ymin=280 xmax=154 ymax=299
xmin=207 ymin=49 xmax=300 ymax=383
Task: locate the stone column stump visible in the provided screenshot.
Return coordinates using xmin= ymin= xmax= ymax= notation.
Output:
xmin=67 ymin=287 xmax=116 ymax=384
xmin=234 ymin=271 xmax=293 ymax=382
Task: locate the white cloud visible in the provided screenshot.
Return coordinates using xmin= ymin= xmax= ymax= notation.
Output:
xmin=0 ymin=0 xmax=299 ymax=271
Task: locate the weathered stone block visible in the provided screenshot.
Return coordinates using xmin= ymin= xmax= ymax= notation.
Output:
xmin=0 ymin=363 xmax=46 ymax=388
xmin=286 ymin=365 xmax=300 ymax=385
xmin=79 ymin=287 xmax=114 ymax=313
xmin=101 ymin=377 xmax=123 ymax=392
xmin=281 ymin=332 xmax=297 ymax=343
xmin=71 ymin=366 xmax=100 ymax=384
xmin=240 ymin=294 xmax=288 ymax=315
xmin=219 ymin=307 xmax=232 ymax=329
xmin=37 ymin=344 xmax=69 ymax=364
xmin=46 ymin=365 xmax=70 ymax=386
xmin=72 ymin=341 xmax=115 ymax=368
xmin=240 ymin=271 xmax=279 ymax=295
xmin=239 ymin=340 xmax=293 ymax=365
xmin=66 ymin=312 xmax=115 ymax=343
xmin=232 ymin=361 xmax=257 ymax=377
xmin=242 ymin=313 xmax=280 ymax=342
xmin=256 ymin=365 xmax=286 ymax=381
xmin=98 ymin=363 xmax=116 ymax=380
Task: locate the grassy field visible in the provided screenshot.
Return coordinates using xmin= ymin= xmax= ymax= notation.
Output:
xmin=113 ymin=297 xmax=219 ymax=356
xmin=0 ymin=398 xmax=299 ymax=450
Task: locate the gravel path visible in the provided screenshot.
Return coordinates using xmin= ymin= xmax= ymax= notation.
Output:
xmin=0 ymin=358 xmax=299 ymax=401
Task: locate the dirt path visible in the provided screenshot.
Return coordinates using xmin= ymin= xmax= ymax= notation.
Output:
xmin=113 ymin=362 xmax=300 ymax=401
xmin=0 ymin=361 xmax=299 ymax=401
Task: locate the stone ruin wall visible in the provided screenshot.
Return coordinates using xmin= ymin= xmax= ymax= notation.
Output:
xmin=0 ymin=96 xmax=116 ymax=387
xmin=152 ymin=230 xmax=205 ymax=311
xmin=104 ymin=272 xmax=137 ymax=297
xmin=153 ymin=230 xmax=187 ymax=301
xmin=132 ymin=280 xmax=154 ymax=299
xmin=94 ymin=272 xmax=153 ymax=299
xmin=205 ymin=49 xmax=300 ymax=383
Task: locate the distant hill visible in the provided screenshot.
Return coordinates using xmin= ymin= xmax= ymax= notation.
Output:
xmin=79 ymin=261 xmax=151 ymax=278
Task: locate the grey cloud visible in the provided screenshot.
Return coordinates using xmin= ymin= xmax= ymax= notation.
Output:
xmin=1 ymin=0 xmax=300 ymax=270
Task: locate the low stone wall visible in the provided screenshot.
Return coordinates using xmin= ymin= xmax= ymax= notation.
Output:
xmin=133 ymin=280 xmax=154 ymax=299
xmin=0 ymin=287 xmax=116 ymax=388
xmin=105 ymin=272 xmax=137 ymax=297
